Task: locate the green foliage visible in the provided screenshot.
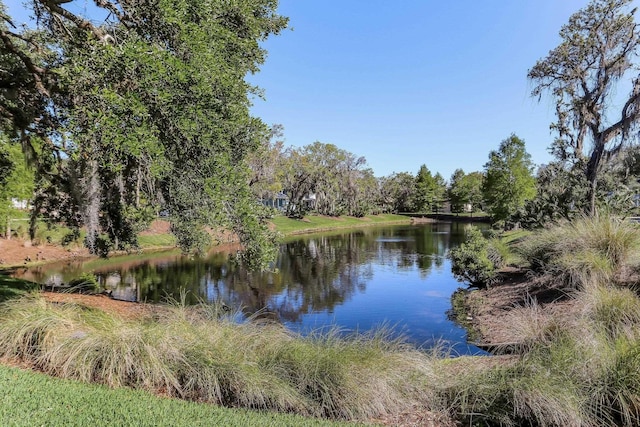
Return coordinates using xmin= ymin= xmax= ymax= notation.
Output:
xmin=413 ymin=165 xmax=446 ymax=213
xmin=67 ymin=272 xmax=100 ymax=294
xmin=448 ymin=169 xmax=484 ymax=215
xmin=378 ymin=172 xmax=416 ymax=213
xmin=248 ymin=124 xmax=286 ymax=202
xmin=482 ymin=134 xmax=536 ymax=225
xmin=0 ymin=135 xmax=34 ymax=237
xmin=1 ymin=0 xmax=288 ymax=268
xmin=448 ymin=226 xmax=497 ymax=286
xmin=299 ymin=142 xmax=373 ymax=217
xmin=516 ymin=161 xmax=589 ymax=228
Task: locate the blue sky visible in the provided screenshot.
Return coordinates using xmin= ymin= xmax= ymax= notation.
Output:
xmin=5 ymin=0 xmax=607 ymax=179
xmin=247 ymin=0 xmax=598 ymax=180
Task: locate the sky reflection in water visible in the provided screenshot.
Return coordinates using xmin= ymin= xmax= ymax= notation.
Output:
xmin=20 ymin=222 xmax=488 ymax=355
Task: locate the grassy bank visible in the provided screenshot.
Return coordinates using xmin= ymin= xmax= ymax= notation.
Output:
xmin=446 ymin=214 xmax=640 ymax=425
xmin=0 ymin=363 xmax=358 ymax=427
xmin=270 ymin=214 xmax=410 ymax=236
xmin=448 ymin=283 xmax=640 ymax=426
xmin=0 ymin=275 xmax=370 ymax=426
xmin=0 ymin=275 xmax=38 ymax=303
xmin=0 ymin=294 xmax=443 ymax=423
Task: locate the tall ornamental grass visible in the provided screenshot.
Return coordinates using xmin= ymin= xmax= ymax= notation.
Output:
xmin=443 ymin=284 xmax=640 ymax=426
xmin=516 ymin=214 xmax=640 ymax=288
xmin=0 ymin=295 xmax=441 ymax=422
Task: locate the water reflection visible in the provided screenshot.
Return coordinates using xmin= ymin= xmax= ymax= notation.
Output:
xmin=18 ymin=222 xmax=486 ymax=353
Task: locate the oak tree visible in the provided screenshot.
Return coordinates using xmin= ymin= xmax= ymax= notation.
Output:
xmin=529 ymin=0 xmax=640 ymax=215
xmin=1 ymin=0 xmax=287 ymax=269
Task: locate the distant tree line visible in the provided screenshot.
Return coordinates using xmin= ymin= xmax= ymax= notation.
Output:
xmin=248 ymin=128 xmax=540 ymax=223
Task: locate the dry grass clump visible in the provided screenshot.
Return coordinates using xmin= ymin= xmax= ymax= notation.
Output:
xmin=438 ymin=215 xmax=640 ymax=425
xmin=0 ymin=294 xmax=442 ymax=422
xmin=497 ymin=297 xmax=564 ymax=352
xmin=516 ymin=214 xmax=640 ymax=288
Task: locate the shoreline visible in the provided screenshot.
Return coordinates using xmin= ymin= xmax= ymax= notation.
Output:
xmin=2 ymin=213 xmax=445 ymax=270
xmin=450 ymin=269 xmax=576 ymax=353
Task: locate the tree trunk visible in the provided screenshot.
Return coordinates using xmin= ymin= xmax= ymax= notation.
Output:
xmin=30 ymin=197 xmax=41 ymax=242
xmin=585 ymin=137 xmax=605 ymax=216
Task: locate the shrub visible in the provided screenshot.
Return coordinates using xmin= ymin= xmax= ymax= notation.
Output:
xmin=67 ymin=272 xmax=100 ymax=294
xmin=448 ymin=227 xmax=497 ymax=287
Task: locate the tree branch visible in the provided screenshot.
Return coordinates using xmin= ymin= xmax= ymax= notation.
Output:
xmin=40 ymin=0 xmax=108 ymax=42
xmin=0 ymin=28 xmax=49 ymax=97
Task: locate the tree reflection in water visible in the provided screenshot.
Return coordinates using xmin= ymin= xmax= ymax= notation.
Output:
xmin=20 ymin=222 xmax=485 ymax=351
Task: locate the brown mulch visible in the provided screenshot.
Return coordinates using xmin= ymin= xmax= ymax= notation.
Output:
xmin=41 ymin=291 xmax=162 ymax=320
xmin=1 ymin=219 xmax=177 ymax=268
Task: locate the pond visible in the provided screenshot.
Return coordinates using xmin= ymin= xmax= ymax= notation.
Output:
xmin=18 ymin=221 xmax=487 ymax=355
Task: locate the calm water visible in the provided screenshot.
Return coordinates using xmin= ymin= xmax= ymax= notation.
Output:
xmin=19 ymin=222 xmax=487 ymax=355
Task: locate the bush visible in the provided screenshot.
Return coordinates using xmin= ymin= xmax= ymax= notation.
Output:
xmin=448 ymin=227 xmax=497 ymax=287
xmin=67 ymin=272 xmax=100 ymax=294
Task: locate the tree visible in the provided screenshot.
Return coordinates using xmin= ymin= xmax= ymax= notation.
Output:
xmin=378 ymin=172 xmax=416 ymax=213
xmin=448 ymin=169 xmax=484 ymax=215
xmin=464 ymin=172 xmax=484 ymax=215
xmin=482 ymin=134 xmax=536 ymax=224
xmin=248 ymin=124 xmax=286 ymax=202
xmin=517 ymin=162 xmax=589 ymax=228
xmin=448 ymin=169 xmax=467 ymax=214
xmin=432 ymin=172 xmax=446 ymax=213
xmin=281 ymin=147 xmax=313 ymax=218
xmin=296 ymin=142 xmax=370 ymax=217
xmin=1 ymin=0 xmax=288 ymax=269
xmin=529 ymin=0 xmax=640 ymax=215
xmin=413 ymin=165 xmax=445 ymax=213
xmin=413 ymin=165 xmax=432 ymax=212
xmin=352 ymin=168 xmax=379 ymax=216
xmin=0 ymin=133 xmax=34 ymax=238
xmin=303 ymin=142 xmax=347 ymax=216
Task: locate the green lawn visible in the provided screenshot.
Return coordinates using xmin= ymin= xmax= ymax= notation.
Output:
xmin=271 ymin=214 xmax=410 ymax=236
xmin=137 ymin=233 xmax=177 ymax=248
xmin=0 ymin=364 xmax=362 ymax=427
